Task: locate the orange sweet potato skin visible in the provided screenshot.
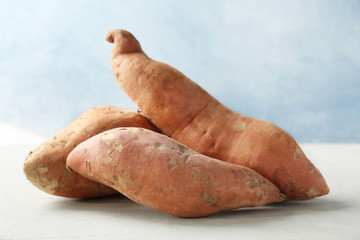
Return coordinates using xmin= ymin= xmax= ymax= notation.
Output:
xmin=106 ymin=29 xmax=329 ymax=200
xmin=66 ymin=127 xmax=285 ymax=217
xmin=23 ymin=106 xmax=159 ymax=198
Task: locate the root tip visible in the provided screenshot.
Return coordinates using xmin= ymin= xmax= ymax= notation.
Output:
xmin=105 ymin=30 xmax=114 ymax=43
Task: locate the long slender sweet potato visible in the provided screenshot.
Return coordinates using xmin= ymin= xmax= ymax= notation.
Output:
xmin=66 ymin=127 xmax=286 ymax=217
xmin=106 ymin=29 xmax=329 ymax=200
xmin=23 ymin=106 xmax=159 ymax=198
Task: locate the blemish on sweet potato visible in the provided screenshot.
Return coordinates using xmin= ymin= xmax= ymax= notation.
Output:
xmin=306 ymin=186 xmax=321 ymax=198
xmin=44 ymin=180 xmax=60 ymax=194
xmin=67 ymin=131 xmax=76 ymax=137
xmin=85 ymin=160 xmax=91 ymax=170
xmin=167 ymin=158 xmax=184 ymax=170
xmin=127 ymin=128 xmax=140 ymax=133
xmin=191 ymin=168 xmax=211 ymax=187
xmin=201 ymin=192 xmax=219 ymax=207
xmin=124 ymin=172 xmax=135 ymax=187
xmin=101 ymin=132 xmax=115 ymax=143
xmin=293 ymin=147 xmax=302 ymax=160
xmin=291 ymin=179 xmax=299 ymax=185
xmin=37 ymin=167 xmax=48 ymax=174
xmin=115 ymin=144 xmax=123 ymax=152
xmin=234 ymin=122 xmax=246 ymax=131
xmin=246 ymin=178 xmax=261 ymax=189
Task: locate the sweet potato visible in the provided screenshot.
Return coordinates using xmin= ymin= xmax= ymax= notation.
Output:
xmin=66 ymin=127 xmax=286 ymax=217
xmin=23 ymin=106 xmax=159 ymax=198
xmin=106 ymin=29 xmax=329 ymax=200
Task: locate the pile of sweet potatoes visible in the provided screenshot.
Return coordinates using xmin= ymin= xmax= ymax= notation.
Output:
xmin=24 ymin=29 xmax=329 ymax=217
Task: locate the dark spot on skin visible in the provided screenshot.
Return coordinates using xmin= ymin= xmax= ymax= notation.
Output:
xmin=201 ymin=192 xmax=219 ymax=207
xmin=175 ymin=143 xmax=187 ymax=155
xmin=67 ymin=131 xmax=76 ymax=137
xmin=246 ymin=178 xmax=261 ymax=189
xmin=85 ymin=160 xmax=91 ymax=170
xmin=113 ymin=175 xmax=119 ymax=181
xmin=154 ymin=142 xmax=162 ymax=148
xmin=60 ymin=140 xmax=67 ymax=148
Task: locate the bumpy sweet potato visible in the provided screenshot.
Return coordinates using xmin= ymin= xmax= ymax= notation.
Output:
xmin=23 ymin=106 xmax=159 ymax=198
xmin=66 ymin=127 xmax=286 ymax=217
xmin=106 ymin=29 xmax=329 ymax=200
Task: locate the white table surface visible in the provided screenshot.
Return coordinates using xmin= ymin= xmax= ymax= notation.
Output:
xmin=1 ymin=143 xmax=359 ymax=240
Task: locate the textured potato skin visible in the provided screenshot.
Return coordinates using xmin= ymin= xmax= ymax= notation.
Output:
xmin=66 ymin=127 xmax=286 ymax=217
xmin=106 ymin=29 xmax=329 ymax=200
xmin=23 ymin=106 xmax=159 ymax=198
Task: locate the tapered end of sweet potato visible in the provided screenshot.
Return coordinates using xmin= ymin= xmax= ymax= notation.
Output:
xmin=105 ymin=30 xmax=115 ymax=43
xmin=106 ymin=29 xmax=143 ymax=54
xmin=23 ymin=144 xmax=118 ymax=198
xmin=288 ymin=169 xmax=330 ymax=201
xmin=253 ymin=125 xmax=330 ymax=201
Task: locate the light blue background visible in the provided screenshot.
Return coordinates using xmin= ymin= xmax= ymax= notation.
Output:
xmin=1 ymin=0 xmax=359 ymax=142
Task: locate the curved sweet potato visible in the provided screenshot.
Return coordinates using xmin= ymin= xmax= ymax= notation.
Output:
xmin=66 ymin=127 xmax=286 ymax=217
xmin=106 ymin=29 xmax=329 ymax=200
xmin=23 ymin=106 xmax=159 ymax=198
